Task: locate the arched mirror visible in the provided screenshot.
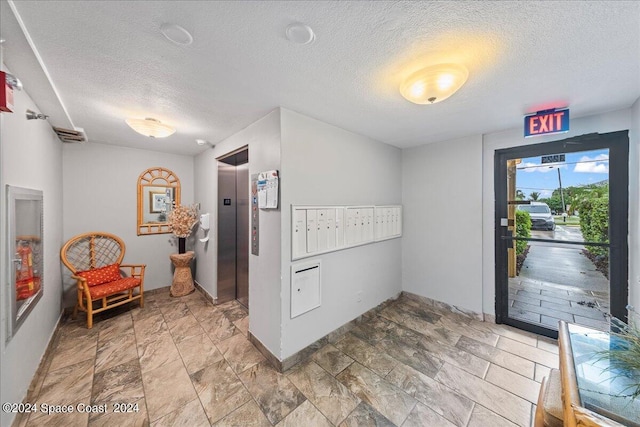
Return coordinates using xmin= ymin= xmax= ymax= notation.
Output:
xmin=137 ymin=167 xmax=180 ymax=235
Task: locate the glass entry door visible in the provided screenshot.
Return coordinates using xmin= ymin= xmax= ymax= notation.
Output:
xmin=495 ymin=131 xmax=629 ymax=338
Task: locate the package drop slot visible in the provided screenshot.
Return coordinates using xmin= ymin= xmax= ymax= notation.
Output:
xmin=291 ymin=261 xmax=321 ymax=318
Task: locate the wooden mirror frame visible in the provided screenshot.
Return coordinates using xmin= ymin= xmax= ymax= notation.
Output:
xmin=137 ymin=167 xmax=181 ymax=235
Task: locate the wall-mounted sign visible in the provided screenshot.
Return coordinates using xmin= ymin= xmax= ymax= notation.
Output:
xmin=541 ymin=154 xmax=565 ymax=164
xmin=524 ymin=108 xmax=569 ymax=137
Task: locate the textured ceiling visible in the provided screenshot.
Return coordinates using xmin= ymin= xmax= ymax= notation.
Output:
xmin=3 ymin=1 xmax=640 ymax=155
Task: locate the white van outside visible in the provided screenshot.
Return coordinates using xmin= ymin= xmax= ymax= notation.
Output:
xmin=517 ymin=202 xmax=556 ymax=231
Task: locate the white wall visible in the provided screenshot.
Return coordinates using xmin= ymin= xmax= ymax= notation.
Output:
xmin=194 ymin=109 xmax=282 ymax=356
xmin=62 ymin=143 xmax=194 ymax=304
xmin=481 ymin=108 xmax=636 ymax=316
xmin=280 ymin=109 xmax=402 ymax=359
xmin=402 ymin=135 xmax=484 ymax=313
xmin=629 ymin=98 xmax=640 ymax=314
xmin=0 ymin=74 xmax=64 ymax=427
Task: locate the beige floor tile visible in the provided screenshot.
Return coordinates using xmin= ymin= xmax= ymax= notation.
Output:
xmin=417 ymin=335 xmax=490 ymax=378
xmin=464 ymin=316 xmax=536 ymax=344
xmin=216 ymin=333 xmax=265 ymax=374
xmin=89 ymin=397 xmax=147 ymax=427
xmin=212 ymin=400 xmax=271 ymax=427
xmin=91 ymin=359 xmax=144 ymax=406
xmin=233 ymin=316 xmax=249 ymax=336
xmin=437 ymin=315 xmax=500 ymax=347
xmin=166 ymin=313 xmax=206 ymax=344
xmin=36 ymin=359 xmax=94 ymax=409
xmin=467 ymin=404 xmax=519 ymax=427
xmin=150 ymin=398 xmax=209 ymax=427
xmin=141 ymin=359 xmax=198 ymax=422
xmin=133 ymin=314 xmax=168 ymax=347
xmin=200 ymin=310 xmax=237 ymax=343
xmin=385 ymin=362 xmax=473 ymax=427
xmin=175 ymin=333 xmax=224 ymax=374
xmin=456 ymin=335 xmax=535 ymax=379
xmin=402 ymin=315 xmax=462 ymax=346
xmin=337 ymin=401 xmax=394 ymax=427
xmin=377 ymin=334 xmax=443 ymax=379
xmin=349 ymin=316 xmax=392 ymax=345
xmin=312 ymin=343 xmax=354 ymax=376
xmin=95 ymin=331 xmax=137 ymax=374
xmin=238 ymin=361 xmax=306 ymax=425
xmin=336 ymin=362 xmax=416 ymax=426
xmin=160 ymin=301 xmax=191 ymax=323
xmin=537 ymin=336 xmax=559 ymax=354
xmin=48 ymin=333 xmax=98 ymax=372
xmin=334 ymin=333 xmax=397 ymax=377
xmin=485 ymin=364 xmax=541 ymax=404
xmin=435 ymin=363 xmax=531 ymax=427
xmin=187 ymin=300 xmax=218 ymax=322
xmin=534 ymin=363 xmax=551 ymax=383
xmin=17 ymin=288 xmax=565 ymax=427
xmin=25 ymin=402 xmax=89 ymax=427
xmin=496 ymin=336 xmax=558 ymax=368
xmin=276 ymin=400 xmax=333 ymax=427
xmin=137 ymin=331 xmax=181 ymax=373
xmin=403 ymin=402 xmax=457 ymax=427
xmin=287 ymin=360 xmax=360 ymax=425
xmin=190 ymin=359 xmax=252 ymax=424
xmin=98 ymin=312 xmax=133 ymax=341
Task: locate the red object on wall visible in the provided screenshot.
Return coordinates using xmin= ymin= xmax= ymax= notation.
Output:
xmin=0 ymin=71 xmax=14 ymax=113
xmin=16 ymin=242 xmax=38 ymax=300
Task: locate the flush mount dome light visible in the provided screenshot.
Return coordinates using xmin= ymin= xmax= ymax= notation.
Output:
xmin=400 ymin=63 xmax=469 ymax=104
xmin=126 ymin=118 xmax=175 ymax=138
xmin=285 ymin=22 xmax=315 ymax=45
xmin=160 ymin=23 xmax=193 ymax=46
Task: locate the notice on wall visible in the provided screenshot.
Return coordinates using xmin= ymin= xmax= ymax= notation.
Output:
xmin=257 ymin=170 xmax=279 ymax=209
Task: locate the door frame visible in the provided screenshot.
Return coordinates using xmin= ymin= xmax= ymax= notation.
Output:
xmin=494 ymin=131 xmax=629 ymax=338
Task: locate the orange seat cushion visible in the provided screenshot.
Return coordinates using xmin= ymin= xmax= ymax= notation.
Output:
xmin=88 ymin=277 xmax=141 ymax=299
xmin=77 ymin=263 xmax=121 ymax=286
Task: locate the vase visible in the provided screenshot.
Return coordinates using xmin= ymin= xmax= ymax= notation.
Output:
xmin=170 ymin=251 xmax=195 ymax=297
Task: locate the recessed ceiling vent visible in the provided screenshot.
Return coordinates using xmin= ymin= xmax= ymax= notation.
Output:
xmin=53 ymin=126 xmax=87 ymax=143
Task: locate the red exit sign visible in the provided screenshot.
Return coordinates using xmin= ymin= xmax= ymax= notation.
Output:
xmin=524 ymin=108 xmax=569 ymax=137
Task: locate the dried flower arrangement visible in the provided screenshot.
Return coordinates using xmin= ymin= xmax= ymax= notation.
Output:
xmin=168 ymin=203 xmax=199 ymax=238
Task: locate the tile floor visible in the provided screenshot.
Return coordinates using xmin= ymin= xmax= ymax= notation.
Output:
xmin=14 ymin=288 xmax=559 ymax=427
xmin=508 ymin=276 xmax=609 ymax=331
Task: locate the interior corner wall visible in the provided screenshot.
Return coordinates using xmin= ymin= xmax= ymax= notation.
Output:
xmin=401 ymin=135 xmax=484 ymax=314
xmin=194 ymin=109 xmax=282 ymax=358
xmin=629 ymin=97 xmax=640 ymax=314
xmin=61 ymin=143 xmax=194 ymax=305
xmin=482 ymin=108 xmax=636 ymax=317
xmin=0 ymin=76 xmax=64 ymax=427
xmin=279 ymin=108 xmax=402 ymax=359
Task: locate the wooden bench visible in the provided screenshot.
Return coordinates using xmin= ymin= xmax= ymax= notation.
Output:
xmin=60 ymin=232 xmax=145 ymax=328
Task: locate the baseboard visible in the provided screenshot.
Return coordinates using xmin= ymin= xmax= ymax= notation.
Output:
xmin=248 ymin=332 xmax=284 ymax=372
xmin=401 ymin=291 xmax=484 ymax=321
xmin=193 ymin=281 xmax=217 ymax=305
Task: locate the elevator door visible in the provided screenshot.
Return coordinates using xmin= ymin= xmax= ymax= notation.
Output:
xmin=217 ymin=149 xmax=249 ymax=309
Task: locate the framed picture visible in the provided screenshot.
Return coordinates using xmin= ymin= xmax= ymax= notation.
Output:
xmin=150 ymin=192 xmax=167 ymax=213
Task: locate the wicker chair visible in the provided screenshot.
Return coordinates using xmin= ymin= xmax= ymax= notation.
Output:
xmin=60 ymin=232 xmax=145 ymax=328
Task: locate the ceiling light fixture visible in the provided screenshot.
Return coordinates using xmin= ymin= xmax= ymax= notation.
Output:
xmin=400 ymin=63 xmax=469 ymax=104
xmin=160 ymin=23 xmax=194 ymax=46
xmin=285 ymin=22 xmax=315 ymax=45
xmin=125 ymin=118 xmax=175 ymax=138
